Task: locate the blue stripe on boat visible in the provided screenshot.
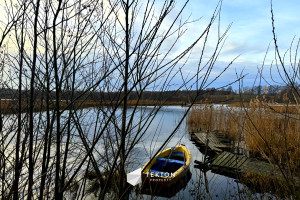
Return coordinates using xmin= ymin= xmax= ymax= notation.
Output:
xmin=156 ymin=157 xmax=184 ymax=165
xmin=171 ymin=152 xmax=184 ymax=156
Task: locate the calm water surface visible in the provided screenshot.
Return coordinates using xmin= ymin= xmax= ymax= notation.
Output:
xmin=1 ymin=106 xmax=275 ymax=199
xmin=129 ymin=106 xmax=274 ymax=200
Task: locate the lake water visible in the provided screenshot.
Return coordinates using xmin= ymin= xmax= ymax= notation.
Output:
xmin=127 ymin=106 xmax=274 ymax=199
xmin=0 ymin=105 xmax=276 ymax=199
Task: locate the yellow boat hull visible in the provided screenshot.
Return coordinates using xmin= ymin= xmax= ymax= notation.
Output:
xmin=142 ymin=145 xmax=192 ymax=186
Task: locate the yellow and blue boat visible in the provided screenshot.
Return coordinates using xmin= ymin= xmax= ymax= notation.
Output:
xmin=142 ymin=145 xmax=192 ymax=186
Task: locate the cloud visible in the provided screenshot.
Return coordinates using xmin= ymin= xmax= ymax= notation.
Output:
xmin=167 ymin=0 xmax=300 ymax=87
xmin=1 ymin=0 xmax=299 ymax=89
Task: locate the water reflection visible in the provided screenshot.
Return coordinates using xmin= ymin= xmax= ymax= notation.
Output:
xmin=133 ymin=106 xmax=274 ymax=199
xmin=1 ymin=106 xmax=278 ymax=199
xmin=140 ymin=170 xmax=192 ymax=198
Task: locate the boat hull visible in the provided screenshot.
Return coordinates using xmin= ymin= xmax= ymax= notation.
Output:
xmin=141 ymin=145 xmax=192 ymax=187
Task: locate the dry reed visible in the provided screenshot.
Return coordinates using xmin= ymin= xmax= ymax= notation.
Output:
xmin=187 ymin=98 xmax=300 ymax=171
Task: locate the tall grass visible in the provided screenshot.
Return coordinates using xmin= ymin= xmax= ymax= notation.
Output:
xmin=187 ymin=98 xmax=300 ymax=170
xmin=187 ymin=103 xmax=244 ymax=141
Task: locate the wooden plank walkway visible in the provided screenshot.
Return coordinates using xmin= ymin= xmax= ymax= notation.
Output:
xmin=210 ymin=152 xmax=300 ymax=185
xmin=211 ymin=152 xmax=248 ymax=171
xmin=211 ymin=152 xmax=247 ymax=170
xmin=192 ymin=131 xmax=230 ymax=152
xmin=192 ymin=132 xmax=300 ymax=187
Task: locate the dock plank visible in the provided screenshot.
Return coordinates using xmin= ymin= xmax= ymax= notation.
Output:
xmin=211 ymin=152 xmax=228 ymax=165
xmin=219 ymin=153 xmax=237 ymax=168
xmin=193 ymin=132 xmax=229 ymax=152
xmin=211 ymin=152 xmax=231 ymax=166
xmin=228 ymin=156 xmax=247 ymax=169
xmin=222 ymin=154 xmax=240 ymax=168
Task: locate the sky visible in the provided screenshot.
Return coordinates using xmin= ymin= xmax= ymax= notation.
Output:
xmin=1 ymin=0 xmax=300 ymax=90
xmin=173 ymin=0 xmax=300 ymax=89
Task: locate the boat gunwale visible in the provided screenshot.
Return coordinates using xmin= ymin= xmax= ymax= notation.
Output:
xmin=142 ymin=145 xmax=192 ymax=180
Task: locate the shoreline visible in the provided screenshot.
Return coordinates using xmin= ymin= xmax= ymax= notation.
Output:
xmin=1 ymin=98 xmax=297 ymax=115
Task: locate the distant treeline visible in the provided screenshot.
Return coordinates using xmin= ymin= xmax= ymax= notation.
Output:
xmin=0 ymin=87 xmax=233 ymax=103
xmin=0 ymin=84 xmax=298 ymax=104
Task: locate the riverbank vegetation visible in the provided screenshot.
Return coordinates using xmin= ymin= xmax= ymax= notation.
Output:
xmin=1 ymin=85 xmax=298 ymax=114
xmin=188 ymin=97 xmax=300 ymax=165
xmin=187 ymin=96 xmax=300 ymax=196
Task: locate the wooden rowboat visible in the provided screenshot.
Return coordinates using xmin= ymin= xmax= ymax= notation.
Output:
xmin=142 ymin=145 xmax=192 ymax=186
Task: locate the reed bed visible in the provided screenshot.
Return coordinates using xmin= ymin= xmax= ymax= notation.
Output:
xmin=187 ymin=98 xmax=300 ymax=171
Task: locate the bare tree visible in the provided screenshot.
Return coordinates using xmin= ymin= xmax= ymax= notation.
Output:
xmin=0 ymin=0 xmax=236 ymax=199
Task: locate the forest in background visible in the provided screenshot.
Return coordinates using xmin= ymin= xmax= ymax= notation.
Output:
xmin=1 ymin=84 xmax=298 ymax=110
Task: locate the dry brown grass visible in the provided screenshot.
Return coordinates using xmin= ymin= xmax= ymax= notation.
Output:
xmin=229 ymin=101 xmax=299 ymax=114
xmin=0 ymin=99 xmax=186 ymax=114
xmin=241 ymin=172 xmax=295 ymax=197
xmin=187 ymin=98 xmax=300 ymax=171
xmin=228 ymin=102 xmax=250 ymax=108
xmin=268 ymin=105 xmax=299 ymax=114
xmin=0 ymin=99 xmax=106 ymax=114
xmin=127 ymin=99 xmax=186 ymax=106
xmin=187 ymin=104 xmax=244 ymax=140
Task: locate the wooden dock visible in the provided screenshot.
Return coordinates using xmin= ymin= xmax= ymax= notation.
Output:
xmin=210 ymin=151 xmax=247 ymax=171
xmin=192 ymin=131 xmax=300 ymax=188
xmin=191 ymin=131 xmax=231 ymax=153
xmin=211 ymin=151 xmax=282 ymax=175
xmin=209 ymin=151 xmax=299 ymax=185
